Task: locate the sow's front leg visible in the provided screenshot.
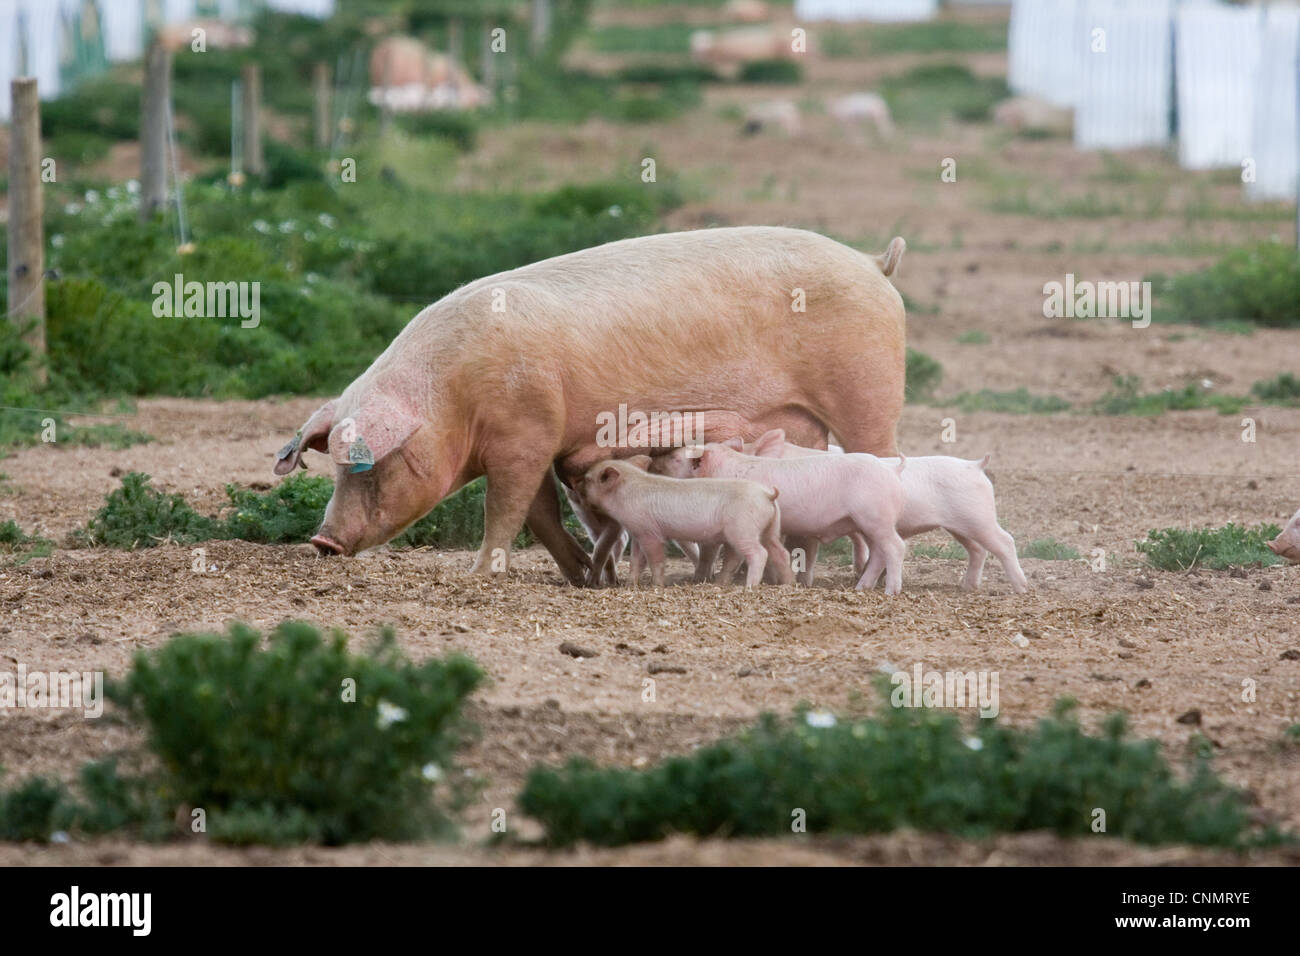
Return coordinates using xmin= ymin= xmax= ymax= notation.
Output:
xmin=474 ymin=456 xmax=589 ymax=585
xmin=525 ymin=473 xmax=592 ymax=586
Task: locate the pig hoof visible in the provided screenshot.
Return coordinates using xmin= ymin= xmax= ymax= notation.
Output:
xmin=310 ymin=534 xmax=344 ymax=556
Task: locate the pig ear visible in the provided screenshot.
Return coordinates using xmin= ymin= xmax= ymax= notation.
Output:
xmin=598 ymin=465 xmax=621 ymax=485
xmin=274 ymin=401 xmax=336 ymax=476
xmin=723 ymin=437 xmax=745 ymax=452
xmin=327 ymin=392 xmax=422 ymax=473
xmin=752 ymin=429 xmax=786 ymax=458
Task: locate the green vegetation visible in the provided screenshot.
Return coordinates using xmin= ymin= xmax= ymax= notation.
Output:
xmin=1251 ymin=373 xmax=1300 ymax=405
xmin=519 ymin=691 xmax=1276 ymax=848
xmin=1149 ymin=242 xmax=1300 ymax=329
xmin=1137 ymin=524 xmax=1282 ymax=572
xmin=1018 ymin=538 xmax=1080 ymax=561
xmin=738 ymin=59 xmax=803 ymax=84
xmin=0 ymin=624 xmax=483 ymax=845
xmin=1091 ymin=376 xmax=1245 ymax=416
xmin=77 ymin=470 xmax=553 ymax=552
xmin=823 ymin=20 xmax=1007 ymax=58
xmin=0 ymin=519 xmax=53 ymax=563
xmin=905 ymin=348 xmax=943 ymax=402
xmin=956 ymin=330 xmax=989 ymax=345
xmin=881 ymin=63 xmax=1009 ymax=125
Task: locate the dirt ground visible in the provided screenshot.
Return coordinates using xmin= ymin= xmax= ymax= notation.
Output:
xmin=2 ymin=8 xmax=1299 ymax=865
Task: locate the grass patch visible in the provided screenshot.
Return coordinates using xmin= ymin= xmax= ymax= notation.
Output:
xmin=1148 ymin=241 xmax=1300 ymax=329
xmin=880 ymin=63 xmax=1009 ymax=126
xmin=945 ymin=388 xmax=1071 ymax=414
xmin=79 ymin=473 xmax=218 ymax=549
xmin=1018 ymin=538 xmax=1080 ymax=561
xmin=905 ymin=348 xmax=943 ymax=403
xmin=1091 ymin=376 xmax=1245 ymax=416
xmin=738 ymin=59 xmax=803 ymax=84
xmin=1137 ymin=524 xmax=1282 ymax=572
xmin=0 ymin=519 xmax=53 ymax=563
xmin=824 ymin=20 xmax=1007 ymax=58
xmin=1251 ymin=373 xmax=1300 ymax=405
xmin=912 ymin=541 xmax=968 ymax=560
xmin=956 ymin=330 xmax=989 ymax=345
xmin=519 ymin=690 xmax=1278 ymax=848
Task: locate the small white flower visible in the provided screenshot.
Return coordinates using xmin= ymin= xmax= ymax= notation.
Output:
xmin=84 ymin=189 xmax=100 ymax=204
xmin=421 ymin=763 xmax=442 ymax=782
xmin=64 ymin=202 xmax=83 ymax=215
xmin=126 ymin=179 xmax=140 ymax=195
xmin=805 ymin=710 xmax=837 ymax=729
xmin=964 ymin=736 xmax=984 ymax=751
xmin=278 ymin=220 xmax=297 ymax=234
xmin=318 ymin=213 xmax=336 ymax=229
xmin=607 ymin=204 xmax=623 ymax=218
xmin=376 ymin=699 xmax=408 ymax=729
xmin=252 ymin=219 xmax=271 ymax=234
xmin=51 ymin=234 xmax=65 ymax=248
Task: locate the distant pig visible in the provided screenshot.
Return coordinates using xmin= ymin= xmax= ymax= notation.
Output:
xmin=1267 ymin=508 xmax=1300 ymax=562
xmin=746 ymin=430 xmax=1028 ymax=592
xmin=654 ymin=440 xmax=907 ymax=593
xmin=578 ymin=459 xmax=791 ymax=588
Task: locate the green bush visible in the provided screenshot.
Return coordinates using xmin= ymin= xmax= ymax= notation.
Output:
xmin=108 ymin=622 xmax=483 ymax=844
xmin=1137 ymin=524 xmax=1282 ymax=571
xmin=881 ymin=63 xmax=1009 ymax=125
xmin=80 ymin=472 xmax=217 ymax=549
xmin=395 ymin=111 xmax=478 ymax=152
xmin=0 ymin=775 xmax=71 ymax=842
xmin=737 ymin=59 xmax=803 ymax=84
xmin=221 ymin=474 xmax=335 ymax=544
xmin=1019 ymin=537 xmax=1080 ymax=561
xmin=1149 ymin=242 xmax=1300 ymax=328
xmin=520 ymin=692 xmax=1272 ymax=848
xmin=0 ymin=519 xmax=53 ymax=563
xmin=905 ymin=348 xmax=942 ymax=402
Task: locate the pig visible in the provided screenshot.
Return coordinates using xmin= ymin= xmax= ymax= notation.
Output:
xmin=653 ymin=440 xmax=908 ymax=593
xmin=690 ymin=26 xmax=806 ymax=77
xmin=273 ymin=227 xmax=907 ymax=586
xmin=1267 ymin=508 xmax=1300 ymax=562
xmin=830 ymin=93 xmax=894 ymax=141
xmin=745 ymin=430 xmax=1029 ymax=593
xmin=369 ymin=36 xmax=490 ymax=112
xmin=566 ymin=455 xmax=701 ymax=586
xmin=578 ymin=460 xmax=792 ymax=588
xmin=743 ymin=100 xmax=801 ymax=137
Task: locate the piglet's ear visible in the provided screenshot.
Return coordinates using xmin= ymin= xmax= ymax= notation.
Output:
xmin=598 ymin=465 xmax=621 ymax=485
xmin=327 ymin=391 xmax=422 ymax=473
xmin=751 ymin=429 xmax=785 ymax=458
xmin=274 ymin=401 xmax=336 ymax=476
xmin=723 ymin=437 xmax=745 ymax=452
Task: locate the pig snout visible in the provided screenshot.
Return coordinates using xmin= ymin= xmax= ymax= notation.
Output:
xmin=311 ymin=533 xmax=346 ymax=556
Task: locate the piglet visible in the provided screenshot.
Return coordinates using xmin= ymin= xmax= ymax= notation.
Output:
xmin=654 ymin=439 xmax=907 ymax=594
xmin=579 ymin=459 xmax=791 ymax=588
xmin=746 ymin=429 xmax=1028 ymax=593
xmin=570 ymin=455 xmax=701 ymax=586
xmin=1267 ymin=508 xmax=1300 ymax=562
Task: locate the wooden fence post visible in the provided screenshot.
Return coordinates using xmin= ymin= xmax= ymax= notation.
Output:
xmin=139 ymin=38 xmax=171 ymax=221
xmin=313 ymin=61 xmax=331 ymax=151
xmin=7 ymin=78 xmax=46 ymax=382
xmin=241 ymin=63 xmax=263 ymax=177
